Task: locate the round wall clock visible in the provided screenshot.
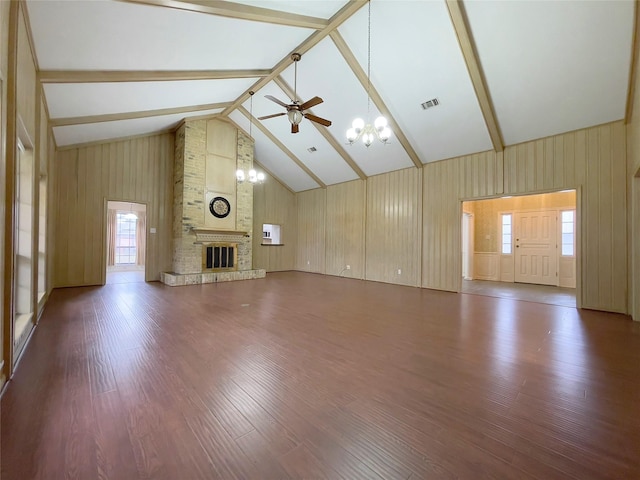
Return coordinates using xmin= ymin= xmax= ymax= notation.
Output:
xmin=209 ymin=196 xmax=231 ymax=218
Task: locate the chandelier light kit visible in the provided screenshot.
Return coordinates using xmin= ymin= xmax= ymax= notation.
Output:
xmin=346 ymin=0 xmax=391 ymax=147
xmin=236 ymin=168 xmax=264 ymax=184
xmin=237 ymin=91 xmax=265 ymax=184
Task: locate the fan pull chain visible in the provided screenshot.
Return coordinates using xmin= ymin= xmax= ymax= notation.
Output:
xmin=367 ymin=0 xmax=371 ymax=121
xmin=249 ymin=91 xmax=253 ymax=138
xmin=294 ymin=58 xmax=298 ymax=102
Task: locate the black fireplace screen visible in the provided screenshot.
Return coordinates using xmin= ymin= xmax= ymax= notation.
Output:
xmin=206 ymin=246 xmax=234 ymax=269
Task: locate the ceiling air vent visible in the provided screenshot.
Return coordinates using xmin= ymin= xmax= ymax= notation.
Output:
xmin=307 ymin=147 xmax=317 ymax=153
xmin=421 ymin=98 xmax=440 ymax=110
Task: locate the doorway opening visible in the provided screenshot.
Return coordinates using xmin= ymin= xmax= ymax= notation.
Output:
xmin=106 ymin=201 xmax=146 ymax=284
xmin=461 ymin=190 xmax=577 ymax=308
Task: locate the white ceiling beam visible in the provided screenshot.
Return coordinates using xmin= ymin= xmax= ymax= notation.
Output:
xmin=55 ymin=128 xmax=175 ymax=151
xmin=625 ymin=0 xmax=639 ymax=123
xmin=50 ymin=102 xmax=232 ymax=127
xmin=21 ymin=1 xmax=41 ymax=72
xmin=330 ymin=31 xmax=423 ymax=170
xmin=39 ymin=69 xmax=271 ymax=84
xmin=273 ymin=75 xmax=367 ymax=181
xmin=222 ymin=1 xmax=368 ymax=118
xmin=116 ymin=0 xmax=328 ymax=29
xmin=446 ymin=0 xmax=504 ymax=152
xmin=238 ymin=105 xmax=326 ymax=189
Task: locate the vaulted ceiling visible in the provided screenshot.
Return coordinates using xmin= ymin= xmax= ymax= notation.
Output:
xmin=26 ymin=0 xmax=635 ymax=192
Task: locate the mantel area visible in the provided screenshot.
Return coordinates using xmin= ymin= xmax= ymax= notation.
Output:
xmin=192 ymin=229 xmax=248 ymax=237
xmin=192 ymin=228 xmax=249 ymax=244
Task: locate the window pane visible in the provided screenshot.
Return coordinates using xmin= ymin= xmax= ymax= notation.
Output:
xmin=115 ymin=213 xmax=137 ymax=265
xmin=560 ymin=210 xmax=575 ymax=257
xmin=501 ymin=214 xmax=512 ymax=254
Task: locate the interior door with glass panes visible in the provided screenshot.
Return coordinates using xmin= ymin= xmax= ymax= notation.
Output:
xmin=514 ymin=210 xmax=558 ymax=286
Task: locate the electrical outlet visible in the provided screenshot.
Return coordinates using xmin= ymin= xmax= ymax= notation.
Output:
xmin=397 ymin=269 xmax=402 ymax=275
xmin=346 ymin=265 xmax=351 ymax=270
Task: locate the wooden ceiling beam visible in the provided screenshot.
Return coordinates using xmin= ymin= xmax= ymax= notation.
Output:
xmin=625 ymin=0 xmax=639 ymax=123
xmin=50 ymin=102 xmax=231 ymax=127
xmin=222 ymin=1 xmax=367 ymax=118
xmin=238 ymin=105 xmax=326 ymax=189
xmin=273 ymin=75 xmax=367 ymax=181
xmin=116 ymin=0 xmax=328 ymax=29
xmin=39 ymin=69 xmax=271 ymax=84
xmin=446 ymin=0 xmax=504 ymax=152
xmin=21 ymin=1 xmax=41 ymax=72
xmin=330 ymin=31 xmax=423 ymax=170
xmin=56 ymin=128 xmax=175 ymax=151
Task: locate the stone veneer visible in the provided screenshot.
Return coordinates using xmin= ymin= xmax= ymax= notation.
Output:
xmin=164 ymin=119 xmax=264 ymax=286
xmin=160 ymin=269 xmax=266 ymax=286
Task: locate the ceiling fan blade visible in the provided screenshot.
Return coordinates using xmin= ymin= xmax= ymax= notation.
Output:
xmin=291 ymin=123 xmax=299 ymax=134
xmin=265 ymin=95 xmax=290 ymax=108
xmin=304 ymin=113 xmax=332 ymax=127
xmin=258 ymin=112 xmax=286 ymax=120
xmin=300 ymin=96 xmax=323 ymax=110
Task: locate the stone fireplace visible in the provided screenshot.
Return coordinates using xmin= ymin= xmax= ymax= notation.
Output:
xmin=160 ymin=118 xmax=265 ymax=286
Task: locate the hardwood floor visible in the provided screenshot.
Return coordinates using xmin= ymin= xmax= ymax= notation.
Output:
xmin=462 ymin=279 xmax=576 ymax=308
xmin=2 ymin=271 xmax=640 ymax=479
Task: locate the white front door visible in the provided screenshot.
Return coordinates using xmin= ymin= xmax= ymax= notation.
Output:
xmin=514 ymin=210 xmax=558 ymax=286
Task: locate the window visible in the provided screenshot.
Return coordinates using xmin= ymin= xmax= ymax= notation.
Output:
xmin=561 ymin=210 xmax=575 ymax=256
xmin=38 ymin=174 xmax=47 ymax=302
xmin=501 ymin=214 xmax=512 ymax=254
xmin=15 ymin=142 xmax=34 ymax=317
xmin=115 ymin=213 xmax=137 ymax=264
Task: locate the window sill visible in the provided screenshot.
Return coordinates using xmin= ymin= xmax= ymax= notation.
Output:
xmin=261 ymin=243 xmax=285 ymax=247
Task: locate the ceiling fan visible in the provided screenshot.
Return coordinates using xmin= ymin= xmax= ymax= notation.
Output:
xmin=258 ymin=53 xmax=332 ymax=134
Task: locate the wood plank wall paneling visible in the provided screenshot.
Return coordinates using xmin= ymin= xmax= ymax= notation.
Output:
xmin=252 ymin=177 xmax=297 ymax=272
xmin=626 ymin=38 xmax=640 ymax=321
xmin=0 ymin=0 xmax=9 ymax=381
xmin=0 ymin=0 xmax=8 ymax=77
xmin=423 ymin=121 xmax=628 ymax=314
xmin=366 ymin=168 xmax=422 ymax=287
xmin=631 ymin=174 xmax=640 ymax=320
xmin=16 ymin=8 xmax=35 ymax=141
xmin=324 ymin=180 xmax=366 ymax=279
xmin=295 ymin=188 xmax=326 ymax=274
xmin=422 ymin=159 xmax=463 ymax=292
xmin=53 ymin=134 xmax=174 ymax=287
xmin=47 ymin=130 xmax=55 ymax=296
